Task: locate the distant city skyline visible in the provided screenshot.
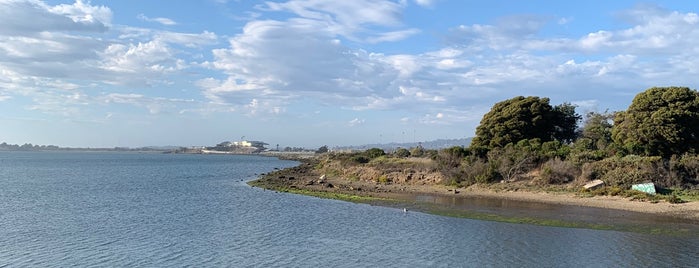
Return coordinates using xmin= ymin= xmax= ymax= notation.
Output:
xmin=2 ymin=1 xmax=699 ymax=148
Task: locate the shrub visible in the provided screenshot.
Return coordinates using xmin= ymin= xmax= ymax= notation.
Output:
xmin=539 ymin=158 xmax=580 ymax=184
xmin=365 ymin=148 xmax=386 ymax=159
xmin=488 ymin=143 xmax=537 ymax=182
xmin=351 ymin=155 xmax=370 ymax=164
xmin=579 ymin=155 xmax=670 ymax=188
xmin=436 ymin=147 xmax=466 ymax=169
xmin=677 ymin=154 xmax=699 ymax=187
xmin=410 ymin=146 xmax=426 ymax=157
xmin=377 ymin=175 xmax=390 ymax=184
xmin=462 ymin=157 xmax=498 ymax=184
xmin=394 ymin=148 xmax=411 ymax=158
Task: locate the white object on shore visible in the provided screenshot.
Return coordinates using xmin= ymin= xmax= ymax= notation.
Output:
xmin=583 ymin=179 xmax=605 ymax=190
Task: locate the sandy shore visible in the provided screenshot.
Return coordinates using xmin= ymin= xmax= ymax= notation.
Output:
xmin=251 ymin=160 xmax=699 ymax=224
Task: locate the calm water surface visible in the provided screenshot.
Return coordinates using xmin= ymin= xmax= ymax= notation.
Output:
xmin=1 ymin=152 xmax=698 ymax=267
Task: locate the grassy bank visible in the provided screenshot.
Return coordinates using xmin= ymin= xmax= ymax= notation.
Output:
xmin=249 ymin=156 xmax=699 ymax=237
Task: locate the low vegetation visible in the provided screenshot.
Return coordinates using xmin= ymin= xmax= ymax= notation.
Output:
xmin=315 ymin=87 xmax=699 ymax=203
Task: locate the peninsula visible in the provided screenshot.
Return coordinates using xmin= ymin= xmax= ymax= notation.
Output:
xmin=251 ymin=88 xmax=699 ymax=233
xmin=249 ymin=150 xmax=699 ymax=234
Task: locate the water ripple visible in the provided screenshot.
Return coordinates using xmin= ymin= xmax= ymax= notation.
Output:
xmin=1 ymin=152 xmax=698 ymax=267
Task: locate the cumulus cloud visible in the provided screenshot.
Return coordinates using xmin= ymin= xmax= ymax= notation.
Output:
xmin=260 ymin=0 xmax=418 ymax=42
xmin=6 ymin=0 xmax=699 ymax=132
xmin=207 ymin=2 xmax=699 ymax=127
xmin=0 ymin=0 xmax=111 ymax=35
xmin=0 ymin=0 xmax=218 ymax=118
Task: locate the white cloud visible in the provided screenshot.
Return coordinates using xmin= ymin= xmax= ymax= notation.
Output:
xmin=138 ymin=13 xmax=177 ymax=26
xmin=414 ymin=0 xmax=436 ymax=7
xmin=348 ymin=117 xmax=365 ymax=126
xmin=260 ymin=0 xmax=418 ymax=43
xmin=6 ymin=0 xmax=699 ymax=135
xmin=0 ymin=0 xmax=111 ymax=36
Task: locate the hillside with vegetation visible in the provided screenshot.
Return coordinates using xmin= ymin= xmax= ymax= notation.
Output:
xmin=254 ymin=87 xmax=699 ymax=205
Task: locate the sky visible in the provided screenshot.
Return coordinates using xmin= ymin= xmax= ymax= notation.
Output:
xmin=2 ymin=0 xmax=699 ymax=148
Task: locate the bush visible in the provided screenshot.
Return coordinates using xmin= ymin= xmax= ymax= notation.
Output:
xmin=351 ymin=155 xmax=370 ymax=164
xmin=394 ymin=148 xmax=411 ymax=158
xmin=677 ymin=154 xmax=699 ymax=187
xmin=580 ymin=155 xmax=670 ymax=188
xmin=436 ymin=147 xmax=466 ymax=169
xmin=365 ymin=148 xmax=386 ymax=159
xmin=539 ymin=158 xmax=580 ymax=184
xmin=488 ymin=143 xmax=537 ymax=182
xmin=462 ymin=157 xmax=498 ymax=184
xmin=410 ymin=146 xmax=426 ymax=157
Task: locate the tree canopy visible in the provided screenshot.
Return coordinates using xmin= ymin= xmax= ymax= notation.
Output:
xmin=612 ymin=86 xmax=699 ymax=157
xmin=471 ymin=96 xmax=580 ymax=149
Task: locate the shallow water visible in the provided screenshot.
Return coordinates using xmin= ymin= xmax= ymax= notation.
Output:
xmin=1 ymin=152 xmax=698 ymax=267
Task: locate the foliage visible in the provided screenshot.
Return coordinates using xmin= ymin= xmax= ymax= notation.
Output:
xmin=461 ymin=157 xmax=498 ymax=184
xmin=365 ymin=148 xmax=386 ymax=159
xmin=612 ymin=87 xmax=699 ymax=157
xmin=580 ymin=155 xmax=672 ymax=188
xmin=540 ymin=158 xmax=580 ymax=184
xmin=409 ymin=146 xmax=425 ymax=157
xmin=321 ymin=89 xmax=699 ymax=193
xmin=581 ymin=111 xmax=614 ymax=150
xmin=552 ymin=103 xmax=580 ymax=143
xmin=315 ymin=145 xmax=329 ymax=154
xmin=394 ymin=148 xmax=411 ymax=158
xmin=351 ymin=155 xmax=370 ymax=164
xmin=488 ymin=142 xmax=537 ymax=182
xmin=671 ymin=154 xmax=699 ymax=187
xmin=471 ymin=96 xmax=580 ymax=149
xmin=435 ymin=146 xmax=467 ymax=169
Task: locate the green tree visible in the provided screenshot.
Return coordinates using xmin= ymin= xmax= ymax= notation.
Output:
xmin=471 ymin=96 xmax=580 ymax=149
xmin=612 ymin=87 xmax=699 ymax=157
xmin=552 ymin=103 xmax=580 ymax=143
xmin=315 ymin=145 xmax=329 ymax=154
xmin=581 ymin=111 xmax=614 ymax=149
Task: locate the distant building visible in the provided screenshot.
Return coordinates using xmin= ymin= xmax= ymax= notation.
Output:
xmin=233 ymin=140 xmax=268 ymax=150
xmin=209 ymin=140 xmax=268 ymax=153
xmin=216 ymin=141 xmax=234 ymax=147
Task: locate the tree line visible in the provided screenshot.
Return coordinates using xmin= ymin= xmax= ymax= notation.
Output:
xmin=336 ymin=86 xmax=699 ymax=195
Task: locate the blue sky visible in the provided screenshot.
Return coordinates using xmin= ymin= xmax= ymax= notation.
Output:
xmin=2 ymin=0 xmax=699 ymax=148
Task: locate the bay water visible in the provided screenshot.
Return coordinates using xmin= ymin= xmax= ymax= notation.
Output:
xmin=1 ymin=152 xmax=697 ymax=267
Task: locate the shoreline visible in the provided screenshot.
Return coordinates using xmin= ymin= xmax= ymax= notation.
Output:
xmin=251 ymin=158 xmax=699 ymax=235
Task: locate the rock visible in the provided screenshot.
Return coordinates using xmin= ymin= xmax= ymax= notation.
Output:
xmin=325 ymin=183 xmax=334 ymax=188
xmin=288 ymin=176 xmax=295 ymax=180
